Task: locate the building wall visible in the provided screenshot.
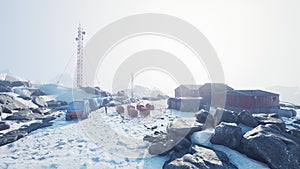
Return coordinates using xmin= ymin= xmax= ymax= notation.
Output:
xmin=175 ymin=87 xmax=200 ymax=97
xmin=226 ymin=94 xmax=279 ymax=109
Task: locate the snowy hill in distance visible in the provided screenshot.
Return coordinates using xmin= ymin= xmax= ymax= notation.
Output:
xmin=48 ymin=73 xmax=73 ymax=87
xmin=0 ymin=69 xmax=26 ymax=82
xmin=36 ymin=83 xmax=94 ymax=103
xmin=120 ymin=85 xmax=166 ymax=98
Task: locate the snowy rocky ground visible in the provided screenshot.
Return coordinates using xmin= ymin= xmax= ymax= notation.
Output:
xmin=0 ymin=101 xmax=172 ymax=169
xmin=1 ymin=100 xmax=300 ymax=168
xmin=1 ymin=79 xmax=300 ymax=168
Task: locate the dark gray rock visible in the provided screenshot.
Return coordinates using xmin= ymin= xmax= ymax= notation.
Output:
xmin=0 ymin=129 xmax=28 ymax=146
xmin=39 ymin=116 xmax=56 ymax=122
xmin=217 ymin=109 xmax=239 ymax=124
xmin=148 ymin=141 xmax=174 ymax=156
xmin=32 ymin=96 xmax=47 ymax=108
xmin=0 ymin=86 xmax=12 ymax=92
xmin=163 ymin=145 xmax=237 ymax=169
xmin=211 ymin=122 xmax=243 ymax=151
xmin=2 ymin=106 xmax=13 ymax=113
xmin=31 ymin=108 xmax=51 ymax=115
xmin=195 ymin=110 xmax=209 ymax=123
xmin=0 ymin=94 xmax=27 ymax=112
xmin=46 ymin=100 xmax=67 ymax=108
xmin=294 ymin=119 xmax=300 ymax=125
xmin=169 ymin=149 xmax=190 ymax=161
xmin=0 ymin=122 xmax=10 ymax=131
xmin=0 ymin=136 xmax=7 ymax=146
xmin=143 ymin=132 xmax=168 ymax=143
xmin=238 ymin=110 xmax=259 ymax=128
xmin=6 ymin=110 xmax=42 ymax=121
xmin=253 ymin=113 xmax=286 ymax=131
xmin=25 ymin=121 xmax=53 ymax=133
xmin=17 ymin=95 xmax=31 ymax=100
xmin=25 ymin=122 xmax=42 ymax=133
xmin=30 ymin=89 xmax=46 ymax=96
xmin=167 ymin=117 xmax=203 ymax=138
xmin=288 ymin=129 xmax=300 ymax=140
xmin=80 ymin=86 xmax=107 ymax=96
xmin=242 ymin=124 xmax=300 ymax=169
xmin=0 ymin=80 xmax=11 ymax=87
xmin=10 ymin=81 xmax=31 ymax=87
xmin=145 ymin=131 xmax=192 ymax=156
xmin=173 ymin=137 xmax=191 ymax=152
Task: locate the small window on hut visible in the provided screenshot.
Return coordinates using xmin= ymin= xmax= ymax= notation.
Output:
xmin=272 ymin=96 xmax=276 ymax=102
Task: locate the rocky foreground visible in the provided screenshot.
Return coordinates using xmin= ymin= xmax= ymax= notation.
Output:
xmin=144 ymin=109 xmax=300 ymax=169
xmin=0 ymin=80 xmax=66 ymax=147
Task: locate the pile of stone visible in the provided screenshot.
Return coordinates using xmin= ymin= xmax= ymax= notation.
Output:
xmin=0 ymin=80 xmax=62 ymax=147
xmin=144 ymin=109 xmax=300 ymax=169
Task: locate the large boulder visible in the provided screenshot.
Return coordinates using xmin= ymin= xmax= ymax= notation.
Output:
xmin=0 ymin=86 xmax=12 ymax=92
xmin=195 ymin=110 xmax=209 ymax=123
xmin=0 ymin=94 xmax=27 ymax=113
xmin=242 ymin=124 xmax=300 ymax=169
xmin=238 ymin=110 xmax=259 ymax=128
xmin=145 ymin=131 xmax=191 ymax=156
xmin=32 ymin=96 xmax=47 ymax=108
xmin=148 ymin=141 xmax=174 ymax=156
xmin=0 ymin=80 xmax=11 ymax=87
xmin=13 ymin=87 xmax=32 ymax=99
xmin=173 ymin=137 xmax=191 ymax=152
xmin=30 ymin=89 xmax=46 ymax=96
xmin=196 ymin=109 xmax=239 ymax=129
xmin=22 ymin=121 xmax=53 ymax=133
xmin=6 ymin=110 xmax=42 ymax=121
xmin=294 ymin=119 xmax=300 ymax=125
xmin=80 ymin=86 xmax=108 ymax=96
xmin=287 ymin=129 xmax=300 ymax=140
xmin=143 ymin=132 xmax=168 ymax=143
xmin=191 ymin=129 xmax=214 ymax=147
xmin=163 ymin=145 xmax=237 ymax=169
xmin=10 ymin=81 xmax=31 ymax=87
xmin=167 ymin=117 xmax=203 ymax=138
xmin=210 ymin=122 xmax=243 ymax=151
xmin=217 ymin=109 xmax=239 ymax=124
xmin=0 ymin=129 xmax=27 ymax=146
xmin=46 ymin=100 xmax=68 ymax=109
xmin=0 ymin=122 xmax=10 ymax=131
xmin=253 ymin=113 xmax=286 ymax=131
xmin=31 ymin=107 xmax=51 ymax=115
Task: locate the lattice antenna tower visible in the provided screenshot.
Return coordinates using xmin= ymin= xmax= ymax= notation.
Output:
xmin=75 ymin=24 xmax=86 ymax=88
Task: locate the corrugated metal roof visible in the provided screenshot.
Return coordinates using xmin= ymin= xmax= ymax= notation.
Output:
xmin=229 ymin=90 xmax=279 ymax=96
xmin=200 ymin=83 xmax=234 ymax=91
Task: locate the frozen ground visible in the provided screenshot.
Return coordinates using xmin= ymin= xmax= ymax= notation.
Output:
xmin=0 ymin=101 xmax=171 ymax=169
xmin=1 ymin=99 xmax=299 ymax=168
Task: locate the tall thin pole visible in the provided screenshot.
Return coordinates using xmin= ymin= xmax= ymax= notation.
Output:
xmin=76 ymin=24 xmax=86 ymax=88
xmin=131 ymin=73 xmax=134 ymax=98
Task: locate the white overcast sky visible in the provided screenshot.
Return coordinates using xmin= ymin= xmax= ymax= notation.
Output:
xmin=1 ymin=0 xmax=300 ymax=95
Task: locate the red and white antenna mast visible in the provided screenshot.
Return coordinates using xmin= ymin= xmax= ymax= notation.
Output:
xmin=75 ymin=24 xmax=86 ymax=88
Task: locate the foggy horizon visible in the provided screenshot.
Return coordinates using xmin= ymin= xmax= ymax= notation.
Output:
xmin=1 ymin=0 xmax=300 ymax=96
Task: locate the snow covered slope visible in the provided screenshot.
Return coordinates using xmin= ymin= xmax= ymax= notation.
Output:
xmin=36 ymin=84 xmax=94 ymax=103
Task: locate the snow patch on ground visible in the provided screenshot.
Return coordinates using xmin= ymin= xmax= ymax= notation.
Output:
xmin=212 ymin=145 xmax=270 ymax=169
xmin=191 ymin=129 xmax=214 ymax=147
